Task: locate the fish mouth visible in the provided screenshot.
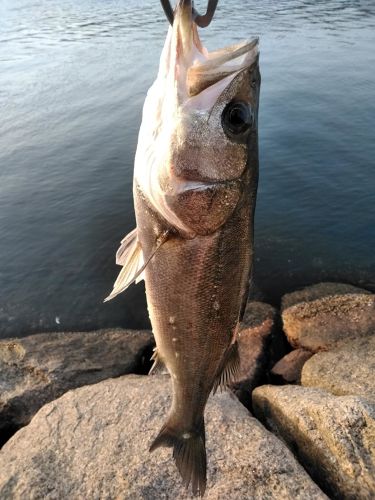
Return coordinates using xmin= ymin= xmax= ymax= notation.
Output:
xmin=187 ymin=38 xmax=259 ymax=97
xmin=171 ymin=1 xmax=259 ymax=98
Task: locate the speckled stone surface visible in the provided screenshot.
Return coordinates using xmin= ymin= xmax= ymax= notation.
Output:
xmin=281 ymin=283 xmax=375 ymax=351
xmin=253 ymin=384 xmax=375 ymax=500
xmin=271 ymin=348 xmax=313 ymax=383
xmin=301 ymin=335 xmax=375 ymax=400
xmin=0 ymin=375 xmax=326 ymax=499
xmin=232 ymin=301 xmax=278 ymax=404
xmin=0 ymin=329 xmax=153 ymax=436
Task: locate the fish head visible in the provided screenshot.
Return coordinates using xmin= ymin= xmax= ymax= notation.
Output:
xmin=135 ymin=1 xmax=260 ymax=236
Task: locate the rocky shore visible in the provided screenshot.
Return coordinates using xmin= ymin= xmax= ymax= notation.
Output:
xmin=0 ymin=282 xmax=374 ymax=498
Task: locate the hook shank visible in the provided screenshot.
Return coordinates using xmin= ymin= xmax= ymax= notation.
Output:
xmin=159 ymin=0 xmax=219 ymax=27
xmin=160 ymin=0 xmax=175 ymax=25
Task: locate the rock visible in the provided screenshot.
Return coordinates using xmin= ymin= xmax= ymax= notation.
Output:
xmin=0 ymin=329 xmax=154 ymax=442
xmin=0 ymin=375 xmax=327 ymax=499
xmin=301 ymin=336 xmax=375 ymax=401
xmin=271 ymin=348 xmax=313 ymax=383
xmin=232 ymin=302 xmax=279 ymax=406
xmin=241 ymin=301 xmax=278 ymax=332
xmin=281 ymin=283 xmax=370 ymax=309
xmin=281 ymin=283 xmax=375 ymax=351
xmin=253 ymin=384 xmax=375 ymax=500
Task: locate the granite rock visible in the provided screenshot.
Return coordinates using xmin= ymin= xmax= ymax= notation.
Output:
xmin=0 ymin=329 xmax=154 ymax=441
xmin=0 ymin=375 xmax=327 ymax=499
xmin=232 ymin=302 xmax=279 ymax=406
xmin=301 ymin=335 xmax=375 ymax=400
xmin=253 ymin=384 xmax=375 ymax=499
xmin=271 ymin=348 xmax=313 ymax=383
xmin=281 ymin=283 xmax=374 ymax=351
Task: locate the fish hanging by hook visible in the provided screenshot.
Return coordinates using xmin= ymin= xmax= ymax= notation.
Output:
xmin=107 ymin=0 xmax=260 ymax=495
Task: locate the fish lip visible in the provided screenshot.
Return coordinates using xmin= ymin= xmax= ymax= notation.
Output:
xmin=171 ymin=1 xmax=259 ymax=93
xmin=196 ymin=38 xmax=259 ymax=69
xmin=174 ymin=0 xmax=195 ymax=59
xmin=160 ymin=1 xmax=259 ymax=105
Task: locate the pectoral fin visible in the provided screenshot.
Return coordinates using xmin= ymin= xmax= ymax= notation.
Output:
xmin=104 ymin=229 xmax=170 ymax=302
xmin=212 ymin=340 xmax=240 ymax=394
xmin=115 ymin=228 xmax=141 ymax=266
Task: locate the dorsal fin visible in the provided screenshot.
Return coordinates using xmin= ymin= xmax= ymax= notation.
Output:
xmin=104 ymin=229 xmax=170 ymax=302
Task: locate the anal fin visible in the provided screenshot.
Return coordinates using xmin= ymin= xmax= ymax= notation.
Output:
xmin=212 ymin=340 xmax=240 ymax=394
xmin=148 ymin=347 xmax=167 ymax=375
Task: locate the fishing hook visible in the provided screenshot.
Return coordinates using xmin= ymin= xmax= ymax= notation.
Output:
xmin=159 ymin=0 xmax=219 ymax=28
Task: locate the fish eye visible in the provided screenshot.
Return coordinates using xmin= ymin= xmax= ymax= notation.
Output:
xmin=222 ymin=101 xmax=254 ymax=137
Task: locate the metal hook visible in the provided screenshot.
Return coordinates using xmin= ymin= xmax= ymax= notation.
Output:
xmin=160 ymin=0 xmax=174 ymax=25
xmin=159 ymin=0 xmax=219 ymax=28
xmin=194 ymin=0 xmax=219 ymax=28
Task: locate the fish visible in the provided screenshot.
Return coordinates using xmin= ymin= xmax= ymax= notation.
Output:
xmin=106 ymin=0 xmax=260 ymax=495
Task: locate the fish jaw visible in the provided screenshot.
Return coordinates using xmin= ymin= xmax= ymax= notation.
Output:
xmin=133 ymin=1 xmax=259 ymax=237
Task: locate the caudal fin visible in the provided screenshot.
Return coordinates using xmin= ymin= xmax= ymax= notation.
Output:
xmin=149 ymin=420 xmax=207 ymax=497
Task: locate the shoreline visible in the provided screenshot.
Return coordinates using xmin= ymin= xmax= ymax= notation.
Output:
xmin=1 ymin=276 xmax=374 ymax=340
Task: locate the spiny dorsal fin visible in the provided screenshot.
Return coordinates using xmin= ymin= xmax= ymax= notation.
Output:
xmin=212 ymin=340 xmax=240 ymax=394
xmin=104 ymin=229 xmax=170 ymax=302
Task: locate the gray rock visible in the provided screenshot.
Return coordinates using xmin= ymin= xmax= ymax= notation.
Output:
xmin=281 ymin=283 xmax=371 ymax=309
xmin=301 ymin=336 xmax=375 ymax=400
xmin=253 ymin=384 xmax=375 ymax=500
xmin=232 ymin=302 xmax=279 ymax=405
xmin=281 ymin=283 xmax=375 ymax=351
xmin=0 ymin=329 xmax=154 ymax=439
xmin=271 ymin=348 xmax=313 ymax=383
xmin=241 ymin=301 xmax=278 ymax=332
xmin=0 ymin=375 xmax=327 ymax=499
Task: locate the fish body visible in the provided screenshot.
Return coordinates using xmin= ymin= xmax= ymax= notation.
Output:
xmin=107 ymin=1 xmax=260 ymax=495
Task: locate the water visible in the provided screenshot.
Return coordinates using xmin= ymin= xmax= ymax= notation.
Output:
xmin=1 ymin=0 xmax=374 ymax=338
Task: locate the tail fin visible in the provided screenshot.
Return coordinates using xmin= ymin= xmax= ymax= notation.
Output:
xmin=150 ymin=419 xmax=207 ymax=497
